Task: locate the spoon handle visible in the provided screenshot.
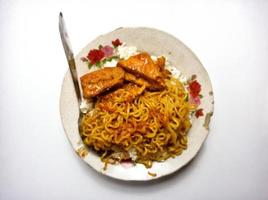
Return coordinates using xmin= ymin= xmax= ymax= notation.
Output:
xmin=59 ymin=12 xmax=82 ymax=104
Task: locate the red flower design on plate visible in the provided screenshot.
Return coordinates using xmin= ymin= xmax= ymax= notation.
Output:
xmin=189 ymin=80 xmax=201 ymax=98
xmin=112 ymin=38 xmax=122 ymax=47
xmin=87 ymin=49 xmax=105 ymax=64
xmin=195 ymin=109 xmax=204 ymax=118
xmin=101 ymin=45 xmax=114 ymax=57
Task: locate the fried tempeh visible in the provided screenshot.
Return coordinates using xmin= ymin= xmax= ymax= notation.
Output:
xmin=96 ymin=83 xmax=145 ymax=112
xmin=124 ymin=72 xmax=164 ymax=90
xmin=80 ymin=67 xmax=125 ymax=98
xmin=117 ymin=53 xmax=165 ymax=89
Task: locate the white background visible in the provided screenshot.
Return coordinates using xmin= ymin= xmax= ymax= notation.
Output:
xmin=1 ymin=0 xmax=268 ymax=199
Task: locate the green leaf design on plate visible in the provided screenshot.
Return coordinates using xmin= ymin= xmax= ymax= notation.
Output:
xmin=95 ymin=61 xmax=103 ymax=68
xmin=88 ymin=62 xmax=93 ymax=69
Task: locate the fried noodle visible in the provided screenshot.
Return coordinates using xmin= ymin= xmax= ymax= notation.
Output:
xmin=79 ymin=76 xmax=195 ymax=168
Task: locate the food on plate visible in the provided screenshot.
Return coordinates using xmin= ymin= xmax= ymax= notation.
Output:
xmin=79 ymin=39 xmax=203 ymax=169
xmin=96 ymin=83 xmax=146 ymax=112
xmin=155 ymin=56 xmax=165 ymax=70
xmin=124 ymin=72 xmax=161 ymax=90
xmin=80 ymin=67 xmax=125 ymax=98
xmin=117 ymin=52 xmax=165 ymax=89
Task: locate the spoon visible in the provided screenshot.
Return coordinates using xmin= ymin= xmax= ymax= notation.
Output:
xmin=58 ymin=12 xmax=84 ymax=123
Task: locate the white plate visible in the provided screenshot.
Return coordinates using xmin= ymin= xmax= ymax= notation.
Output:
xmin=60 ymin=27 xmax=214 ymax=181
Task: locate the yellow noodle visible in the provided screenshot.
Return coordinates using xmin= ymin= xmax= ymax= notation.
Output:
xmin=79 ymin=76 xmax=194 ymax=168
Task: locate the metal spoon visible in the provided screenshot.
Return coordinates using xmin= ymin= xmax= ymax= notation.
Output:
xmin=59 ymin=12 xmax=84 ymax=123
